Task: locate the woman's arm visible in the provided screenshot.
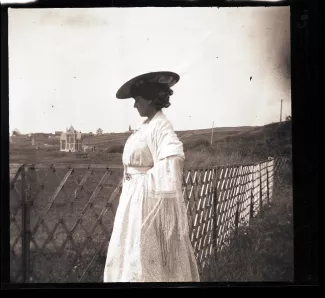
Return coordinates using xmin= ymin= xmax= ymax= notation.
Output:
xmin=140 ymin=118 xmax=189 ymax=275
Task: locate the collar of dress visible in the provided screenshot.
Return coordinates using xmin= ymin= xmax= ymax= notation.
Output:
xmin=134 ymin=110 xmax=164 ymax=132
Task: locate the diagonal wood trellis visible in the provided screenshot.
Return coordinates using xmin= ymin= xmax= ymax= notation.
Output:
xmin=9 ymin=157 xmax=288 ymax=283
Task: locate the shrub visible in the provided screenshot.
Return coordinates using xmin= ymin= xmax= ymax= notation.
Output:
xmin=105 ymin=145 xmax=124 ymax=154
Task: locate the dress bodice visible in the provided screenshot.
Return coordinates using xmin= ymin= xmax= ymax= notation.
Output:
xmin=122 ymin=124 xmax=154 ymax=168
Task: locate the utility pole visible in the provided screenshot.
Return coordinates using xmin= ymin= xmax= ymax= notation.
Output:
xmin=210 ymin=121 xmax=214 ymax=145
xmin=280 ymin=99 xmax=283 ymax=122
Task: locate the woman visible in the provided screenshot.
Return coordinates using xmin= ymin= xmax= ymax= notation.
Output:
xmin=104 ymin=71 xmax=200 ymax=282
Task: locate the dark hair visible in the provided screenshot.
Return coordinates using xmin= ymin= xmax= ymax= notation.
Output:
xmin=130 ymin=82 xmax=173 ymax=110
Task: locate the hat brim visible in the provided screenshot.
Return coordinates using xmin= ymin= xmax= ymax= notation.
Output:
xmin=116 ymin=71 xmax=180 ymax=99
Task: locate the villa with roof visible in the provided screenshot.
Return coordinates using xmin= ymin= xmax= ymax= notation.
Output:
xmin=60 ymin=125 xmax=82 ymax=152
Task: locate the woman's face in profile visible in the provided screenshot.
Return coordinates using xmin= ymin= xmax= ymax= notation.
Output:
xmin=133 ymin=96 xmax=150 ymax=117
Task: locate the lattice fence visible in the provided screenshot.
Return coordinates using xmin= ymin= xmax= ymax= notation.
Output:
xmin=9 ymin=157 xmax=288 ymax=283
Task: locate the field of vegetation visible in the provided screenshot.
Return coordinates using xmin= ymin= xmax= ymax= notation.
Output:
xmin=10 ymin=121 xmax=291 ymax=168
xmin=9 ymin=119 xmax=292 ymax=282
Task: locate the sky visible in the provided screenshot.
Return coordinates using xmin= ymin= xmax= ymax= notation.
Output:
xmin=8 ymin=6 xmax=291 ymax=134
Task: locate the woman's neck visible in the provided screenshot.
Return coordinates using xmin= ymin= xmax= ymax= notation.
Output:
xmin=146 ymin=109 xmax=159 ymax=123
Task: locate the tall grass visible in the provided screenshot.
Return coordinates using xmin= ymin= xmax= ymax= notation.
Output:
xmin=182 ymin=120 xmax=292 ymax=168
xmin=183 ymin=140 xmax=286 ymax=168
xmin=202 ymin=164 xmax=293 ymax=282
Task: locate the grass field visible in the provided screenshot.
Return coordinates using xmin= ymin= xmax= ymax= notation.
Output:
xmin=10 ymin=121 xmax=291 ymax=167
xmin=203 ymin=162 xmax=293 ymax=281
xmin=10 ymin=167 xmax=123 ymax=282
xmin=9 ymin=120 xmax=292 ymax=282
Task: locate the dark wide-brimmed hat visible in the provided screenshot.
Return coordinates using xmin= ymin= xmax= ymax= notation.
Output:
xmin=116 ymin=71 xmax=180 ymax=99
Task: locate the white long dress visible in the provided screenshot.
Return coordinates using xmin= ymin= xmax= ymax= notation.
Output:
xmin=103 ymin=110 xmax=200 ymax=282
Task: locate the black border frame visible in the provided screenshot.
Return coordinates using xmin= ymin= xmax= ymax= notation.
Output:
xmin=1 ymin=0 xmax=319 ymax=290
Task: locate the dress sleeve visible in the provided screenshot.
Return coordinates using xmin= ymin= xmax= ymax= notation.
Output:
xmin=140 ymin=119 xmax=190 ymax=276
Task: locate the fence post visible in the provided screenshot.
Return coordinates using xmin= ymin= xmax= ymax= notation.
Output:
xmin=21 ymin=165 xmax=30 ymax=283
xmin=234 ymin=166 xmax=242 ymax=237
xmin=249 ymin=169 xmax=254 ymax=223
xmin=259 ymin=163 xmax=263 ymax=214
xmin=213 ymin=167 xmax=219 ymax=259
xmin=266 ymin=163 xmax=270 ymax=205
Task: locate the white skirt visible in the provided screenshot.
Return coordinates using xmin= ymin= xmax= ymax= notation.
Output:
xmin=103 ymin=167 xmax=200 ymax=283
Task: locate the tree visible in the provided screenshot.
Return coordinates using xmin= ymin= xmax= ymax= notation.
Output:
xmin=12 ymin=128 xmax=20 ymax=136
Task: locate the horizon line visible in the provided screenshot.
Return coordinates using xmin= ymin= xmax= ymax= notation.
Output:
xmin=10 ymin=120 xmax=290 ymax=136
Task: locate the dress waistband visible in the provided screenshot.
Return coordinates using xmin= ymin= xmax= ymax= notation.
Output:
xmin=125 ymin=166 xmax=152 ymax=175
xmin=124 ymin=166 xmax=152 ymax=181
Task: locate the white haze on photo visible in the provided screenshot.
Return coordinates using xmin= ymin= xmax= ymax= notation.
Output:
xmin=9 ymin=6 xmax=291 ymax=134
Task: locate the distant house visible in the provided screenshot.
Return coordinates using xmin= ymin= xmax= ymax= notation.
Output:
xmin=60 ymin=125 xmax=82 ymax=152
xmin=97 ymin=128 xmax=103 ymax=135
xmin=31 ymin=134 xmax=45 ymax=149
